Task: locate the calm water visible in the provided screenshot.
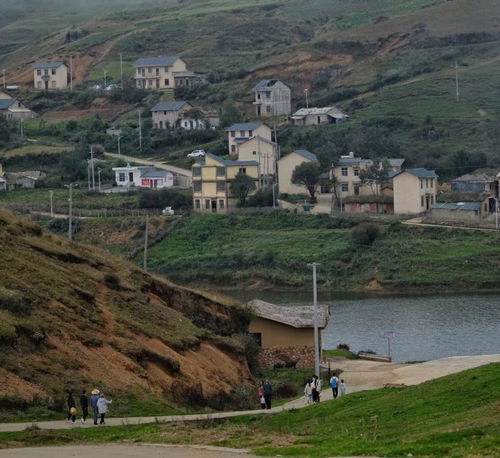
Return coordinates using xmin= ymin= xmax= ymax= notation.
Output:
xmin=229 ymin=291 xmax=500 ymax=362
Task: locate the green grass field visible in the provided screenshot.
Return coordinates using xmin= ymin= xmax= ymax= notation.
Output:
xmin=1 ymin=363 xmax=498 ymax=456
xmin=1 ymin=144 xmax=71 ymax=159
xmin=143 ymin=213 xmax=500 ymax=290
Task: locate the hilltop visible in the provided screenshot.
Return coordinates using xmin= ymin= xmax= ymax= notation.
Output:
xmin=1 ymin=0 xmax=500 ymax=175
xmin=0 ymin=209 xmax=254 ymax=421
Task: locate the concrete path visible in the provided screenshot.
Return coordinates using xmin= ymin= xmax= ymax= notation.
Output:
xmin=0 ymin=444 xmax=253 ymax=457
xmin=105 ymin=152 xmax=192 ymax=178
xmin=403 ymin=217 xmax=498 ymax=232
xmin=310 ymin=194 xmax=333 ymax=215
xmin=0 ymin=354 xmax=498 ymax=433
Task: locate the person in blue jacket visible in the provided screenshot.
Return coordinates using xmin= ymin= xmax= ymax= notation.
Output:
xmin=90 ymin=389 xmax=100 ymax=425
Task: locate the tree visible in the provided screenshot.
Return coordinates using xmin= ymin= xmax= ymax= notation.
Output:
xmin=229 ymin=172 xmax=256 ymax=207
xmin=359 ymin=159 xmax=391 ymax=195
xmin=291 ymin=162 xmax=322 ymax=202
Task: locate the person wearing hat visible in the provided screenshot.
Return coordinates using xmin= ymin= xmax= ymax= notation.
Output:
xmin=66 ymin=391 xmax=76 ymax=423
xmin=90 ymin=389 xmax=100 ymax=425
xmin=96 ymin=393 xmax=112 ymax=425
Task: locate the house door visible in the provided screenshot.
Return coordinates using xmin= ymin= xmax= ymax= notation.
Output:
xmin=44 ymin=81 xmax=49 ymax=90
xmin=425 ymin=195 xmax=430 ymax=210
xmin=317 ymin=116 xmax=321 ymax=124
xmin=211 ymin=200 xmax=217 ymax=213
xmin=129 ymin=172 xmax=134 ymax=183
xmin=257 ymin=105 xmax=261 ymax=116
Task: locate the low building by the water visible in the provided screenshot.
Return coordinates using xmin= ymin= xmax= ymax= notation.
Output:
xmin=247 ymin=299 xmax=329 ymax=369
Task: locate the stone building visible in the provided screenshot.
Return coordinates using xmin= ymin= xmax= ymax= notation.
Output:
xmin=253 ymin=79 xmax=291 ymax=117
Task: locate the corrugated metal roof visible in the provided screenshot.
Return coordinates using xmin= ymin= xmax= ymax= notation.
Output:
xmin=294 ymin=149 xmax=318 ymax=161
xmin=227 ymin=122 xmax=264 ymax=131
xmin=292 ymin=106 xmax=348 ymax=118
xmin=452 ymin=173 xmax=495 ymax=183
xmin=134 ymin=56 xmax=180 ymax=66
xmin=253 ymin=79 xmax=283 ymax=91
xmin=0 ymin=99 xmax=15 ymax=110
xmin=432 ymin=202 xmax=482 ymax=211
xmin=33 ymin=62 xmax=65 ymax=69
xmin=393 ymin=168 xmax=438 ymax=179
xmin=151 ymin=101 xmax=188 ymax=112
xmin=388 ymin=158 xmax=405 ymax=167
xmin=205 ymin=153 xmax=258 ymax=166
xmin=141 ymin=169 xmax=171 ymax=178
xmin=247 ymin=299 xmax=329 ymax=329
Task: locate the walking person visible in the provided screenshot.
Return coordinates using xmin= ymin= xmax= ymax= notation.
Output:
xmin=90 ymin=389 xmax=100 ymax=425
xmin=263 ymin=379 xmax=272 ymax=410
xmin=258 ymin=381 xmax=266 ymax=409
xmin=330 ymin=374 xmax=339 ymax=399
xmin=311 ymin=375 xmax=319 ymax=403
xmin=97 ymin=393 xmax=112 ymax=425
xmin=316 ymin=376 xmax=322 ymax=403
xmin=304 ymin=379 xmax=313 ymax=405
xmin=80 ymin=390 xmax=89 ymax=423
xmin=66 ymin=391 xmax=76 ymax=423
xmin=340 ymin=379 xmax=347 ymax=396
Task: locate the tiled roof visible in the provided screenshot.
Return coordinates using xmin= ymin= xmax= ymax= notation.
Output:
xmin=253 ymin=79 xmax=285 ymax=91
xmin=227 ymin=122 xmax=264 ymax=131
xmin=33 ymin=62 xmax=65 ymax=69
xmin=151 ymin=101 xmax=188 ymax=112
xmin=432 ymin=202 xmax=482 ymax=211
xmin=141 ymin=169 xmax=171 ymax=178
xmin=134 ymin=56 xmax=180 ymax=66
xmin=247 ymin=299 xmax=329 ymax=329
xmin=292 ymin=106 xmax=348 ymax=119
xmin=239 ymin=135 xmax=276 ymax=146
xmin=388 ymin=158 xmax=405 ymax=168
xmin=393 ymin=168 xmax=438 ymax=179
xmin=0 ymin=99 xmax=15 ymax=110
xmin=294 ymin=150 xmax=318 ymax=161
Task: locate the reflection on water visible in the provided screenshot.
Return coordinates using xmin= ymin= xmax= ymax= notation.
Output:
xmin=229 ymin=290 xmax=500 ymax=362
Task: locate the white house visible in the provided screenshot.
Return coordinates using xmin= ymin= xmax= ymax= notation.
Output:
xmin=113 ymin=163 xmax=173 ymax=189
xmin=0 ymin=99 xmax=36 ymax=121
xmin=290 ymin=106 xmax=349 ymax=126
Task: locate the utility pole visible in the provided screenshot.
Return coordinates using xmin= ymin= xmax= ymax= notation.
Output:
xmin=117 ymin=133 xmax=121 ymax=156
xmin=65 ymin=184 xmax=75 ymax=241
xmin=2 ymin=69 xmax=5 ymax=88
xmin=304 ymin=88 xmax=309 ymax=108
xmin=120 ymin=53 xmax=124 ymax=90
xmin=89 ymin=147 xmax=95 ymax=191
xmin=496 ymin=199 xmax=499 ymax=230
xmin=69 ymin=55 xmax=73 ymax=91
xmin=454 ymin=62 xmax=459 ymax=102
xmin=97 ymin=168 xmax=102 ymax=192
xmin=87 ymin=160 xmax=91 ymax=190
xmin=143 ymin=214 xmax=149 ymax=271
xmin=307 ymin=262 xmax=321 ymax=377
xmin=20 ymin=119 xmax=24 ymax=139
xmin=138 ymin=110 xmax=142 ymax=152
xmin=49 ymin=190 xmax=54 ymax=217
xmin=103 ymin=70 xmax=108 ymax=89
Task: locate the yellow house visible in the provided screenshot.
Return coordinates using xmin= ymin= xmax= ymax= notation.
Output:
xmin=393 ymin=168 xmax=438 ymax=214
xmin=278 ymin=149 xmax=318 ymax=195
xmin=192 ymin=153 xmax=259 ymax=213
xmin=134 ymin=56 xmax=187 ymax=90
xmin=33 ymin=62 xmax=68 ymax=90
xmin=247 ymin=299 xmax=329 ymax=369
xmin=237 ymin=135 xmax=277 ymax=178
xmin=227 ymin=122 xmax=272 ymax=156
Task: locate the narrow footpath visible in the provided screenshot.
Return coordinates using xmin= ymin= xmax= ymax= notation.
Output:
xmin=0 ymin=354 xmax=498 ymax=433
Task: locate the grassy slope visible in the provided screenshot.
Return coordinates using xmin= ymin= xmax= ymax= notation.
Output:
xmin=144 ymin=213 xmax=500 ymax=290
xmin=1 ymin=363 xmax=498 ymax=456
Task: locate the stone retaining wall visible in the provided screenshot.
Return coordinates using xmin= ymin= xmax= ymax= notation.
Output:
xmin=260 ymin=346 xmax=315 ymax=369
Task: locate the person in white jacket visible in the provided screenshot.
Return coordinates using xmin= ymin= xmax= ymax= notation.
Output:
xmin=96 ymin=394 xmax=112 ymax=425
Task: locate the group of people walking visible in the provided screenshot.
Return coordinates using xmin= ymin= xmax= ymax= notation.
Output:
xmin=258 ymin=379 xmax=273 ymax=409
xmin=304 ymin=375 xmax=346 ymax=404
xmin=66 ymin=389 xmax=112 ymax=425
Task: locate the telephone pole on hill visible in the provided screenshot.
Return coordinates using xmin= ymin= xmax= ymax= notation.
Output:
xmin=307 ymin=262 xmax=321 ymax=377
xmin=143 ymin=214 xmax=149 ymax=271
xmin=454 ymin=62 xmax=459 ymax=102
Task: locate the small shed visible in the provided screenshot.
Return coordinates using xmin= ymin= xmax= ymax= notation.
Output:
xmin=247 ymin=299 xmax=329 ymax=368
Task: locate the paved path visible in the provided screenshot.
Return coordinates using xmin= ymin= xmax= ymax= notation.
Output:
xmin=310 ymin=194 xmax=333 ymax=215
xmin=0 ymin=354 xmax=497 ymax=433
xmin=403 ymin=217 xmax=498 ymax=232
xmin=105 ymin=152 xmax=192 ymax=178
xmin=0 ymin=444 xmax=253 ymax=457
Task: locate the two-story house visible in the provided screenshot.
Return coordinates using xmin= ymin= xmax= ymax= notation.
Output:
xmin=192 ymin=153 xmax=259 ymax=213
xmin=227 ymin=122 xmax=272 ymax=156
xmin=33 ymin=62 xmax=68 ymax=90
xmin=237 ymin=135 xmax=277 ymax=179
xmin=151 ymin=101 xmax=192 ymax=129
xmin=393 ymin=168 xmax=438 ymax=214
xmin=253 ymin=79 xmax=291 ymax=117
xmin=278 ymin=150 xmax=319 ymax=195
xmin=134 ymin=56 xmax=187 ymax=90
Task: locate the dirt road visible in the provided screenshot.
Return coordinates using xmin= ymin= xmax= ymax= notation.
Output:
xmin=0 ymin=354 xmax=497 ymax=433
xmin=0 ymin=444 xmax=253 ymax=457
xmin=105 ymin=152 xmax=192 ymax=178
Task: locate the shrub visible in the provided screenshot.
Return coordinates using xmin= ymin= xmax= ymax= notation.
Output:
xmin=276 ymin=382 xmax=298 ymax=399
xmin=247 ymin=188 xmax=274 ymax=207
xmin=138 ymin=189 xmax=192 ymax=210
xmin=0 ymin=288 xmax=32 ymax=315
xmin=351 ymin=223 xmax=383 ymax=245
xmin=337 ymin=343 xmax=350 ymax=351
xmin=104 ymin=273 xmax=120 ymax=290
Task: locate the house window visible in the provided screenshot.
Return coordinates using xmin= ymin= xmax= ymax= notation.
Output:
xmin=430 ymin=179 xmax=434 ymax=188
xmin=431 ymin=195 xmax=434 ymax=205
xmin=118 ymin=173 xmax=126 ymax=182
xmin=353 ymin=168 xmax=360 ymax=176
xmin=216 ymin=167 xmax=225 ymax=177
xmin=252 ymin=151 xmax=256 ymax=155
xmin=354 ymin=184 xmax=360 ymax=196
xmin=421 ymin=196 xmax=424 ymax=207
xmin=205 ymin=199 xmax=210 ymax=209
xmin=37 ymin=69 xmax=41 ymax=76
xmin=341 ymin=167 xmax=348 ymax=176
xmin=239 ymin=168 xmax=247 ymax=174
xmin=156 ymin=80 xmax=159 ymax=88
xmin=164 ymin=79 xmax=169 ymax=86
xmin=51 ymin=81 xmax=56 ymax=88
xmin=37 ymin=81 xmax=43 ymax=88
xmin=420 ymin=179 xmax=423 ymax=189
xmin=266 ymin=105 xmax=271 ymax=113
xmin=341 ymin=183 xmax=349 ymax=192
xmin=193 ymin=168 xmax=201 ymax=177
xmin=248 ymin=130 xmax=253 ymax=136
xmin=240 ymin=130 xmax=245 ymax=137
xmin=44 ymin=69 xmax=49 ymax=75
xmin=425 ymin=178 xmax=429 ymax=188
xmin=219 ymin=199 xmax=225 ymax=209
xmin=195 ymin=199 xmax=200 ymax=209
xmin=231 ymin=145 xmax=236 ymax=153
xmin=266 ymin=92 xmax=271 ymax=99
xmin=231 ymin=131 xmax=235 ymax=138
xmin=155 ymin=68 xmax=159 ymax=76
xmin=51 ymin=69 xmax=56 ymax=75
xmin=216 ymin=182 xmax=225 ymax=192
xmin=257 ymin=93 xmax=261 ymax=99
xmin=193 ymin=182 xmax=202 ymax=192
xmin=148 ymin=67 xmax=152 ymax=74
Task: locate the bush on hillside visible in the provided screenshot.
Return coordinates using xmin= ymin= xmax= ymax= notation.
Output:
xmin=351 ymin=223 xmax=383 ymax=245
xmin=138 ymin=189 xmax=192 ymax=210
xmin=0 ymin=288 xmax=32 ymax=315
xmin=337 ymin=343 xmax=350 ymax=351
xmin=247 ymin=188 xmax=274 ymax=207
xmin=275 ymin=381 xmax=298 ymax=399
